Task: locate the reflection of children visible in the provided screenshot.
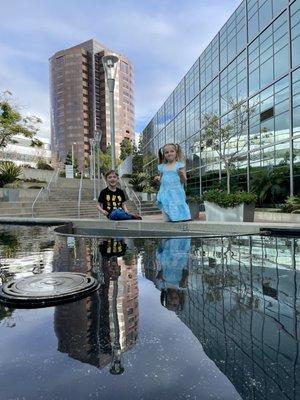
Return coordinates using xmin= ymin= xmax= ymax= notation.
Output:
xmin=155 ymin=238 xmax=191 ymax=312
xmin=97 ymin=170 xmax=142 ymax=220
xmin=155 ymin=143 xmax=191 ymax=222
xmin=99 ymin=238 xmax=127 ymax=259
xmin=99 ymin=238 xmax=127 ymax=280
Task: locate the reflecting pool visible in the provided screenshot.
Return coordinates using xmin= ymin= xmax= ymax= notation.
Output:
xmin=0 ymin=225 xmax=300 ymax=400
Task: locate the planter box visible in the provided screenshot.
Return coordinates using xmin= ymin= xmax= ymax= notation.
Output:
xmin=2 ymin=189 xmax=20 ymax=202
xmin=139 ymin=192 xmax=156 ymax=201
xmin=204 ymin=201 xmax=255 ymax=222
xmin=188 ymin=203 xmax=200 ymax=220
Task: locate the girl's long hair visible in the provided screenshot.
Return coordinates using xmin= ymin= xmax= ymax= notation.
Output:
xmin=158 ymin=143 xmax=184 ymax=164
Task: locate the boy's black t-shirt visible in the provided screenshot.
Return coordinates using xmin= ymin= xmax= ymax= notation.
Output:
xmin=98 ymin=187 xmax=126 ymax=215
xmin=99 ymin=239 xmax=127 ymax=259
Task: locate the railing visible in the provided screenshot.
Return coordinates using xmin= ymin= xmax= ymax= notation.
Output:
xmin=77 ymin=171 xmax=84 ymax=218
xmin=120 ymin=177 xmax=141 ymax=216
xmin=31 ymin=187 xmax=46 ymax=217
xmin=31 ymin=169 xmax=59 ymax=217
xmin=45 ymin=168 xmax=59 ymax=195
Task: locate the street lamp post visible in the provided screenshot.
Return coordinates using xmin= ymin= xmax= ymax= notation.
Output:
xmin=102 ymin=55 xmax=119 ymax=170
xmin=94 ymin=129 xmax=102 ymax=197
xmin=89 ymin=130 xmax=102 ymax=200
xmin=89 ymin=138 xmax=96 ymax=200
xmin=71 ymin=142 xmax=77 ymax=169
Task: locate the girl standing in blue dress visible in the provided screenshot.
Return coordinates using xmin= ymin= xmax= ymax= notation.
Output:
xmin=155 ymin=143 xmax=191 ymax=222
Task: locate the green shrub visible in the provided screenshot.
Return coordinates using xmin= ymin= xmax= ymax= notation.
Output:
xmin=28 ymin=185 xmax=44 ymax=189
xmin=203 ymin=189 xmax=257 ymax=208
xmin=281 ymin=195 xmax=300 ymax=213
xmin=186 ymin=195 xmax=201 ymax=204
xmin=3 ymin=181 xmax=22 ymax=189
xmin=0 ymin=161 xmax=22 ymax=188
xmin=129 ymin=173 xmax=147 ymax=192
xmin=36 ymin=160 xmax=53 ymax=170
xmin=142 ymin=185 xmax=156 ymax=194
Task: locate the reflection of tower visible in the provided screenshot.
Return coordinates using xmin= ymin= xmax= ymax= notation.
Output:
xmin=52 ymin=236 xmax=92 ymax=274
xmin=53 ymin=238 xmax=138 ymax=371
xmin=112 ymin=254 xmax=138 ymax=354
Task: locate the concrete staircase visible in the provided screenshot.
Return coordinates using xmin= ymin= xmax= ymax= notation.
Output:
xmin=0 ymin=178 xmax=99 ymax=219
xmin=126 ymin=200 xmax=162 ymax=218
xmin=34 ymin=178 xmax=98 ymax=218
xmin=0 ymin=177 xmax=162 ymax=219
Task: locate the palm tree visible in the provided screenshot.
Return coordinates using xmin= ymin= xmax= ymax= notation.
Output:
xmin=250 ymin=166 xmax=288 ymax=205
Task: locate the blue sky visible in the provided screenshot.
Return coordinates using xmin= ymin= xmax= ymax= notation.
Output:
xmin=0 ymin=0 xmax=241 ymax=138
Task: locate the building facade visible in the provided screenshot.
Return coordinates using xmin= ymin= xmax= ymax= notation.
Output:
xmin=144 ymin=235 xmax=300 ymax=399
xmin=141 ymin=0 xmax=300 ymax=199
xmin=49 ymin=39 xmax=134 ymax=170
xmin=0 ymin=135 xmax=51 ymax=167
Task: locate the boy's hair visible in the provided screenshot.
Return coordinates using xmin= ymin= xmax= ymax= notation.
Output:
xmin=105 ymin=170 xmax=119 ymax=179
xmin=158 ymin=143 xmax=184 ymax=164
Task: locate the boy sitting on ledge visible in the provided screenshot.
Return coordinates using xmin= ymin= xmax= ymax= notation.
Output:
xmin=96 ymin=170 xmax=142 ymax=221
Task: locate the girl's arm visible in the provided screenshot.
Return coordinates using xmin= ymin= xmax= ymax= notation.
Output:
xmin=178 ymin=167 xmax=187 ymax=184
xmin=122 ymin=201 xmax=129 ymax=212
xmin=154 ymin=173 xmax=162 ymax=183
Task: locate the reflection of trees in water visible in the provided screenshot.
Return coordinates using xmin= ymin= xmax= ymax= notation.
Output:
xmin=0 ymin=231 xmax=19 ymax=258
xmin=143 ymin=235 xmax=300 ymax=400
xmin=0 ymin=304 xmax=14 ymax=323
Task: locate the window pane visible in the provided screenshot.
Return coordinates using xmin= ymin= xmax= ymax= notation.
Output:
xmin=274 ymin=46 xmax=289 ymax=78
xmin=260 ymin=57 xmax=273 ymax=87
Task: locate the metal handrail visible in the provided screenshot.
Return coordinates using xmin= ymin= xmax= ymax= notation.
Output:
xmin=77 ymin=171 xmax=84 ymax=218
xmin=45 ymin=169 xmax=59 ymax=195
xmin=31 ymin=187 xmax=45 ymax=217
xmin=120 ymin=177 xmax=141 ymax=216
xmin=31 ymin=169 xmax=59 ymax=217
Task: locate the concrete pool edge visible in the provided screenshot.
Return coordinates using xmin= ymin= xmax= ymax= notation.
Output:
xmin=1 ymin=216 xmax=300 ymax=236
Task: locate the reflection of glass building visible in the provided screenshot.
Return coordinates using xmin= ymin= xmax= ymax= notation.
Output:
xmin=144 ymin=235 xmax=300 ymax=399
xmin=141 ymin=0 xmax=300 ymax=196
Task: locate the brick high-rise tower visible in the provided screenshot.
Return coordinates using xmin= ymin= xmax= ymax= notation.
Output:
xmin=49 ymin=39 xmax=134 ymax=170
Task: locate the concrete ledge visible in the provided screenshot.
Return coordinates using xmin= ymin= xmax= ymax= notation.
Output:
xmin=0 ymin=216 xmax=299 ymax=237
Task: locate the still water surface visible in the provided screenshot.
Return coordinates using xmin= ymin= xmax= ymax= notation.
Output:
xmin=0 ymin=225 xmax=299 ymax=400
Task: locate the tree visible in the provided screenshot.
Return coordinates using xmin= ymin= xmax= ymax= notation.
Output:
xmin=120 ymin=137 xmax=133 ymax=161
xmin=0 ymin=91 xmax=42 ymax=149
xmin=201 ymin=99 xmax=256 ymax=194
xmin=99 ymin=146 xmax=121 ymax=174
xmin=132 ymin=138 xmax=144 ymax=174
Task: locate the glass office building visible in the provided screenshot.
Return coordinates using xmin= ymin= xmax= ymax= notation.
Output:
xmin=141 ymin=0 xmax=300 ymax=199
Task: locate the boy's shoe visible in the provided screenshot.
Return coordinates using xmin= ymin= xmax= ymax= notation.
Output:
xmin=132 ymin=213 xmax=142 ymax=220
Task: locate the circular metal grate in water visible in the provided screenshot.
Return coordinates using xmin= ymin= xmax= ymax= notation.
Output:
xmin=0 ymin=272 xmax=99 ymax=308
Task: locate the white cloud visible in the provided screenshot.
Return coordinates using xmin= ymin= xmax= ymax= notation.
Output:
xmin=0 ymin=0 xmax=241 ymax=137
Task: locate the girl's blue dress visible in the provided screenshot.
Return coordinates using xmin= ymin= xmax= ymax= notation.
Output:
xmin=155 ymin=238 xmax=191 ymax=290
xmin=156 ymin=161 xmax=191 ymax=222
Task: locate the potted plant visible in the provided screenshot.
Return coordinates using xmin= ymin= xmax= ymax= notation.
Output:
xmin=203 ymin=189 xmax=257 ymax=222
xmin=185 ymin=191 xmax=202 ymax=220
xmin=201 ymin=99 xmax=257 ymax=222
xmin=143 ymin=185 xmax=156 ymax=201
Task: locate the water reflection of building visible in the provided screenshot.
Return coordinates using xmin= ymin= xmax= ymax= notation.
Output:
xmin=145 ymin=235 xmax=300 ymax=400
xmin=54 ymin=238 xmax=138 ymax=371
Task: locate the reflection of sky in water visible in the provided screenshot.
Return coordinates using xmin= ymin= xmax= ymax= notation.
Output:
xmin=0 ymin=225 xmax=300 ymax=399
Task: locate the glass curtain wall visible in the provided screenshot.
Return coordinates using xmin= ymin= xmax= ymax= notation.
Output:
xmin=141 ymin=0 xmax=300 ymax=200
